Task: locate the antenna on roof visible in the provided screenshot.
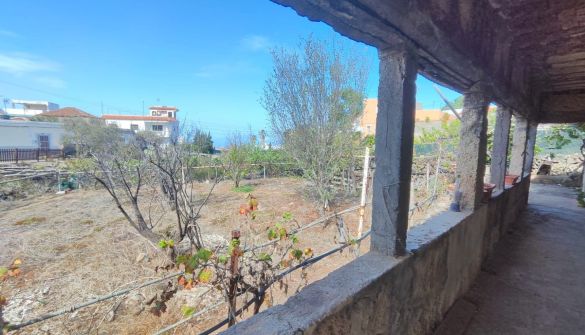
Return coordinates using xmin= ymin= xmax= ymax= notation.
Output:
xmin=433 ymin=85 xmax=462 ymax=121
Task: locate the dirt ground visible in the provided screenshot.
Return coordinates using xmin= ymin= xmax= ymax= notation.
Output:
xmin=0 ymin=173 xmax=450 ymax=335
xmin=0 ymin=177 xmax=375 ymax=334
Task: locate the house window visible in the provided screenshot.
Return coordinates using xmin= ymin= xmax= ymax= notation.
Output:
xmin=152 ymin=124 xmax=163 ymax=132
xmin=130 ymin=124 xmax=139 ymax=131
xmin=168 ymin=112 xmax=173 ymax=118
xmin=38 ymin=134 xmax=49 ymax=151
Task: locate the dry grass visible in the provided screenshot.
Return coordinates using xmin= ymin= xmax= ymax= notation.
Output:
xmin=14 ymin=216 xmax=47 ymax=226
xmin=0 ymin=176 xmax=450 ymax=334
xmin=0 ymin=178 xmax=364 ymax=334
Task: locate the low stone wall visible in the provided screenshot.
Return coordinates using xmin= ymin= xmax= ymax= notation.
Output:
xmin=222 ymin=178 xmax=531 ymax=335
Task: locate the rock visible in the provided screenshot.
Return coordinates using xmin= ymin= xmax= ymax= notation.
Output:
xmin=3 ymin=291 xmax=43 ymax=324
xmin=107 ymin=310 xmax=116 ymax=322
xmin=123 ymin=291 xmax=145 ymax=316
xmin=202 ymin=234 xmax=228 ymax=251
xmin=173 ymin=284 xmax=222 ymax=311
xmin=41 ymin=286 xmax=50 ymax=295
xmin=135 ymin=252 xmax=147 ymax=263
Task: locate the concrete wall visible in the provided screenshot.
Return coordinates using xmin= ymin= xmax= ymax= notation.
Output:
xmin=0 ymin=120 xmax=66 ymax=149
xmin=223 ymin=179 xmax=531 ymax=335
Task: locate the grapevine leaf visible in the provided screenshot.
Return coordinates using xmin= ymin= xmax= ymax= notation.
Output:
xmin=291 ymin=249 xmax=303 ymax=260
xmin=257 ymin=252 xmax=272 ymax=262
xmin=198 ymin=269 xmax=213 ymax=283
xmin=181 ymin=305 xmax=196 ymax=317
xmin=282 ymin=212 xmax=293 ymax=221
xmin=196 ymin=249 xmax=213 ymax=263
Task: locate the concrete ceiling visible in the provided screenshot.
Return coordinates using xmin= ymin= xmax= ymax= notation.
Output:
xmin=272 ymin=0 xmax=585 ymax=123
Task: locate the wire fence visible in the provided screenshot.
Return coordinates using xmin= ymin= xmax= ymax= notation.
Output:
xmin=0 ymin=148 xmax=455 ymax=334
xmin=1 ymin=202 xmax=371 ymax=334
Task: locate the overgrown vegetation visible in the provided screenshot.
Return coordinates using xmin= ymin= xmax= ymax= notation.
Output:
xmin=262 ymin=36 xmax=368 ymax=209
xmin=222 ymin=133 xmax=252 ymax=188
xmin=544 ymin=123 xmax=585 ymax=192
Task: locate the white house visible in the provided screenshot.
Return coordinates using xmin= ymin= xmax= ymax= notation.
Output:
xmin=0 ymin=119 xmax=66 ymax=150
xmin=5 ymin=99 xmax=60 ymax=117
xmin=102 ymin=106 xmax=180 ymax=143
xmin=0 ymin=107 xmax=97 ymax=152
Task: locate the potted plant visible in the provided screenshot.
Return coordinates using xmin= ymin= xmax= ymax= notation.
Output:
xmin=504 ymin=174 xmax=519 ymax=186
xmin=482 ymin=183 xmax=496 ymax=203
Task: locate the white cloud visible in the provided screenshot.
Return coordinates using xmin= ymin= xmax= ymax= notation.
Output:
xmin=0 ymin=29 xmax=20 ymax=38
xmin=0 ymin=52 xmax=65 ymax=89
xmin=34 ymin=76 xmax=66 ymax=89
xmin=240 ymin=35 xmax=271 ymax=51
xmin=0 ymin=52 xmax=60 ymax=75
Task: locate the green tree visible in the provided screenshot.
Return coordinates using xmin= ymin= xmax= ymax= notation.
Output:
xmin=191 ymin=128 xmax=214 ymax=154
xmin=222 ymin=132 xmax=252 ymax=188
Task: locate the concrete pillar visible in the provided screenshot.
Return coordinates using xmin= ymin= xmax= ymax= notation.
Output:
xmin=509 ymin=116 xmax=529 ymax=179
xmin=490 ymin=106 xmax=512 ymax=191
xmin=455 ymin=89 xmax=490 ymax=211
xmin=523 ymin=122 xmax=538 ymax=177
xmin=370 ymin=45 xmax=416 ymax=257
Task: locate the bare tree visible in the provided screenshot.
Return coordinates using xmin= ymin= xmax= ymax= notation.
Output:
xmin=144 ymin=127 xmax=220 ymax=250
xmin=64 ymin=119 xmax=159 ymax=242
xmin=65 ymin=120 xmax=218 ymax=251
xmin=262 ymin=37 xmax=368 ymax=209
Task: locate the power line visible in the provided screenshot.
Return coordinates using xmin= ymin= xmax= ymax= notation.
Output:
xmin=0 ymin=78 xmax=142 ymax=115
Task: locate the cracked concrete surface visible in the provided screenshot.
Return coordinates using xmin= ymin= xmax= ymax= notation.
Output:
xmin=435 ymin=184 xmax=585 ymax=335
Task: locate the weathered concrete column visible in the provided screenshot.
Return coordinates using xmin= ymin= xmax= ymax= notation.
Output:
xmin=490 ymin=106 xmax=512 ymax=190
xmin=370 ymin=45 xmax=416 ymax=257
xmin=523 ymin=122 xmax=538 ymax=177
xmin=455 ymin=88 xmax=490 ymax=211
xmin=509 ymin=116 xmax=529 ymax=179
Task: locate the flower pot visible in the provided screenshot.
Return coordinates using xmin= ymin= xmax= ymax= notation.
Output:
xmin=482 ymin=183 xmax=496 ymax=203
xmin=504 ymin=174 xmax=519 ymax=186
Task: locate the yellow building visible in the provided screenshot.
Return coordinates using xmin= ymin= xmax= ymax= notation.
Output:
xmin=359 ymin=98 xmax=456 ymax=136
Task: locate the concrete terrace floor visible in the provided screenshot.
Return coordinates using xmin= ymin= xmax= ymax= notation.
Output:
xmin=435 ymin=183 xmax=585 ymax=335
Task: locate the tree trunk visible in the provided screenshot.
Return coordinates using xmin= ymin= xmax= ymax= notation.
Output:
xmin=131 ymin=200 xmax=160 ymax=243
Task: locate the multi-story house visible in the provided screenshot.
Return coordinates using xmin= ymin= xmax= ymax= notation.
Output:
xmin=5 ymin=99 xmax=60 ymax=117
xmin=102 ymin=106 xmax=180 ymax=143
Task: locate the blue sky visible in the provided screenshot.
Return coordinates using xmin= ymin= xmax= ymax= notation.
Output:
xmin=0 ymin=0 xmax=460 ymax=146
